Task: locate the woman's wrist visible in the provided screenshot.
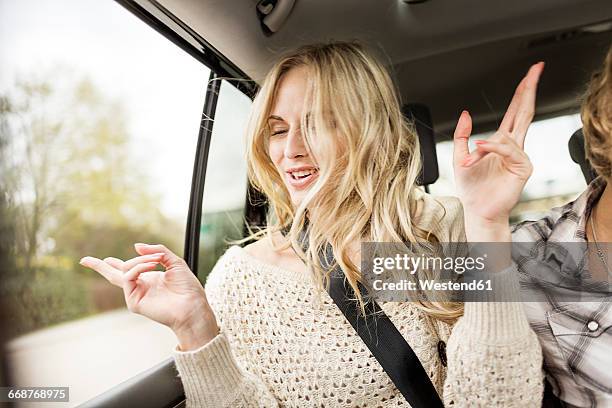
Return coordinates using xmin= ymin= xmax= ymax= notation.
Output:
xmin=173 ymin=302 xmax=220 ymax=351
xmin=463 ymin=211 xmax=513 ymax=272
xmin=463 ymin=211 xmax=511 ymax=242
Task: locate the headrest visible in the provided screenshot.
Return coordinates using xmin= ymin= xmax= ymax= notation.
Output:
xmin=568 ymin=128 xmax=597 ymax=184
xmin=403 ymin=104 xmax=439 ymax=186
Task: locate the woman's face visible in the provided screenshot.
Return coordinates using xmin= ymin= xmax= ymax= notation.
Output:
xmin=268 ymin=66 xmax=320 ymax=206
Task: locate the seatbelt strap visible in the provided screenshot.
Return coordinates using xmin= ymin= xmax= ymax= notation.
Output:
xmin=283 ymin=226 xmax=444 ymax=408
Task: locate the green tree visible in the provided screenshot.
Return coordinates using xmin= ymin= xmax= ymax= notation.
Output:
xmin=0 ymin=69 xmax=182 ymax=338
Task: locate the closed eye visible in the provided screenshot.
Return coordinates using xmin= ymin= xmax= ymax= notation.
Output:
xmin=271 ymin=129 xmax=288 ymax=136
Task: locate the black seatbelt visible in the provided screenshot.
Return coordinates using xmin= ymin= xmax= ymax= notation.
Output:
xmin=283 ymin=226 xmax=444 ymax=408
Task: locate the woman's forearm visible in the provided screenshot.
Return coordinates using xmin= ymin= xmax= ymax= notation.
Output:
xmin=448 ymin=211 xmax=544 ymax=406
xmin=444 ymin=303 xmax=544 ymax=407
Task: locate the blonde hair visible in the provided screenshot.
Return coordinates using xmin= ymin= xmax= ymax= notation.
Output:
xmin=582 ymin=44 xmax=612 ymax=179
xmin=245 ymin=42 xmax=462 ymax=322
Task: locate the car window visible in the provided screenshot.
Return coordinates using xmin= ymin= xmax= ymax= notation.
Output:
xmin=197 ymin=80 xmax=252 ymax=280
xmin=0 ymin=0 xmax=209 ymax=405
xmin=429 ymin=113 xmax=586 ymax=223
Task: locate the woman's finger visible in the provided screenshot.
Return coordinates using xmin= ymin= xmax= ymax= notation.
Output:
xmin=453 ymin=110 xmax=473 ymax=167
xmin=461 ymin=144 xmax=489 ymax=167
xmin=120 ymin=253 xmax=165 ymax=272
xmin=123 ymin=261 xmax=160 ymax=299
xmin=470 ymin=139 xmax=528 ymax=172
xmin=134 ymin=243 xmax=183 ymax=268
xmin=499 ymin=76 xmax=527 ymax=134
xmin=80 ymin=256 xmax=123 ymax=287
xmin=104 ymin=257 xmax=125 ymax=270
xmin=512 ymin=62 xmax=545 ymax=147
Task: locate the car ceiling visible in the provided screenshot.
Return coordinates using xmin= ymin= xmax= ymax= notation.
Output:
xmin=155 ymin=0 xmax=612 ymax=140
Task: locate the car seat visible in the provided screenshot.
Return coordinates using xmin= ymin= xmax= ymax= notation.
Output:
xmin=568 ymin=128 xmax=598 ymax=184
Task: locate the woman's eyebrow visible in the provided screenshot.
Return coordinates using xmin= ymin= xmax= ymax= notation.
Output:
xmin=267 ymin=115 xmax=284 ymax=122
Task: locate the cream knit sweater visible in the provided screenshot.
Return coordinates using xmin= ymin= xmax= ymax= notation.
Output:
xmin=172 ymin=195 xmax=544 ymax=407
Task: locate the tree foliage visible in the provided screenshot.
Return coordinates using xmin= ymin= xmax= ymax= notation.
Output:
xmin=0 ymin=69 xmax=183 ymax=338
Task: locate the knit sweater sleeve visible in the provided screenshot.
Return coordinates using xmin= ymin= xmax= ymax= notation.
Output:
xmin=442 ymin=268 xmax=544 ymax=407
xmin=172 ymin=258 xmax=279 ymax=408
xmin=173 ymin=332 xmax=278 ymax=408
xmin=428 ymin=195 xmax=544 ymax=407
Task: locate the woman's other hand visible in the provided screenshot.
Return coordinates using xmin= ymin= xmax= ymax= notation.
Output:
xmin=453 ymin=62 xmax=545 ymax=241
xmin=80 ymin=243 xmax=219 ymax=351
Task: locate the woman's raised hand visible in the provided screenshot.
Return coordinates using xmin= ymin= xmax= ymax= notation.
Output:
xmin=453 ymin=62 xmax=545 ymax=241
xmin=80 ymin=243 xmax=219 ymax=350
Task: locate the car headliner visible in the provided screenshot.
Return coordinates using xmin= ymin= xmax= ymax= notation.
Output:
xmin=156 ymin=0 xmax=612 ymax=140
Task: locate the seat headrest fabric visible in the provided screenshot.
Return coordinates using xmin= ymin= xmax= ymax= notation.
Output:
xmin=568 ymin=128 xmax=598 ymax=184
xmin=403 ymin=104 xmax=439 ymax=186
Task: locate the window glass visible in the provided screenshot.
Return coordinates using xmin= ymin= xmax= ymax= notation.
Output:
xmin=429 ymin=113 xmax=586 ymax=223
xmin=198 ymin=81 xmax=252 ymax=280
xmin=0 ymin=0 xmax=208 ymax=405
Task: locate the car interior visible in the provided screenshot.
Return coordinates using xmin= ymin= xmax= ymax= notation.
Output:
xmin=2 ymin=0 xmax=611 ymax=407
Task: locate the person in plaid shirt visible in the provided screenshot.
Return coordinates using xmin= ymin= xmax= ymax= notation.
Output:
xmin=512 ymin=45 xmax=612 ymax=407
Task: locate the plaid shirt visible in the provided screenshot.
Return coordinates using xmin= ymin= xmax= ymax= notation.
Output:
xmin=512 ymin=177 xmax=611 ymax=408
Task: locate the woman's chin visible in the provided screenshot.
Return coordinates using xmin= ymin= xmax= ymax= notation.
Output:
xmin=290 ymin=193 xmax=305 ymax=208
xmin=289 ymin=189 xmax=313 ymax=210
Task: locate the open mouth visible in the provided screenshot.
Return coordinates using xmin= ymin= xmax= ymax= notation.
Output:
xmin=285 ymin=167 xmax=319 ymax=188
xmin=289 ymin=169 xmax=317 ymax=180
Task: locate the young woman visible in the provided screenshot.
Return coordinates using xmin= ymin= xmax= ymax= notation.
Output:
xmin=80 ymin=42 xmax=545 ymax=407
xmin=513 ymin=45 xmax=612 ymax=407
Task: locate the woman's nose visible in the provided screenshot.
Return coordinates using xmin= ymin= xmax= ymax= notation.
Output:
xmin=284 ymin=127 xmax=307 ymax=159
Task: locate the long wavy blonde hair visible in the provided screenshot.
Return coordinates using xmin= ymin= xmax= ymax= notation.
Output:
xmin=245 ymin=41 xmax=463 ymax=322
